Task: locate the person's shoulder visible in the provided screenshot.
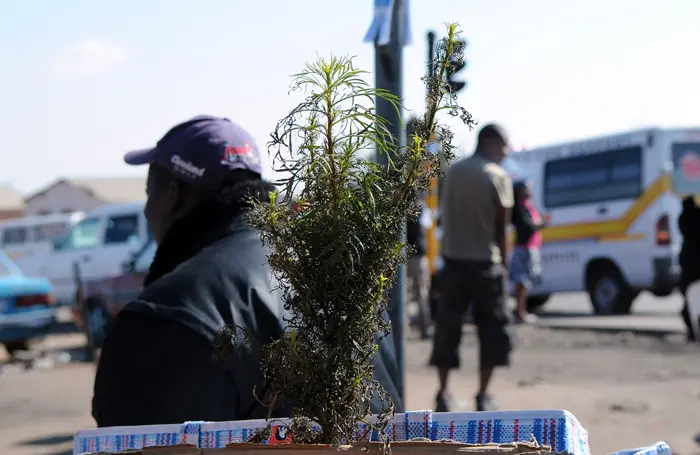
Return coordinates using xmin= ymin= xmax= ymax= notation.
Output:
xmin=455 ymin=156 xmax=510 ymax=183
xmin=455 ymin=154 xmax=480 ymax=168
xmin=136 ymin=229 xmax=284 ymax=326
xmin=447 ymin=155 xmax=481 ymax=179
xmin=482 ymin=162 xmax=511 ymax=186
xmin=484 ymin=161 xmax=510 ymax=179
xmin=143 ymin=233 xmax=274 ymax=304
xmin=178 ymin=228 xmax=270 ymax=282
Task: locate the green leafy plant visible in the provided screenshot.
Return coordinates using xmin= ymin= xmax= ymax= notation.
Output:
xmin=215 ymin=23 xmax=475 ymax=446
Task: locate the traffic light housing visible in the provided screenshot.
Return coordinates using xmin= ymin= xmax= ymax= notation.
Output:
xmin=446 ymin=39 xmax=467 ymax=93
xmin=405 ymin=116 xmax=418 ymax=145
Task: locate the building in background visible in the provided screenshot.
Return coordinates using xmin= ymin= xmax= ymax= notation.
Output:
xmin=24 ymin=177 xmax=146 ymax=216
xmin=0 ymin=185 xmax=25 ymax=220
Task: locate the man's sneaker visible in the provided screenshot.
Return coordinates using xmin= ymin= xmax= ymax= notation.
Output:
xmin=475 ymin=394 xmax=498 ymax=411
xmin=435 ymin=392 xmax=453 ymax=412
xmin=514 ymin=312 xmax=539 ymax=325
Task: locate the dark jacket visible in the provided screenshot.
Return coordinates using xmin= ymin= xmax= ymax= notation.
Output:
xmin=92 ymin=200 xmax=402 ymax=427
xmin=679 ymin=197 xmax=700 ymax=293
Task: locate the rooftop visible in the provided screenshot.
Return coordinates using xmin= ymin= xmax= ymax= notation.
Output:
xmin=0 ymin=185 xmax=25 ymax=211
xmin=26 ymin=177 xmax=147 ymax=204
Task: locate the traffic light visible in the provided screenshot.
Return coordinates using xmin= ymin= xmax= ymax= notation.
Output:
xmin=405 ymin=116 xmax=418 ymax=144
xmin=446 ymin=39 xmax=467 ymax=94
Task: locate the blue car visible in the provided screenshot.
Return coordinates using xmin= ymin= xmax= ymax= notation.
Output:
xmin=0 ymin=249 xmax=56 ymax=357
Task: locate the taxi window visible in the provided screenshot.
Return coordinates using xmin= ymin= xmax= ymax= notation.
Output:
xmin=2 ymin=227 xmax=27 ymax=246
xmin=544 ymin=146 xmax=642 ymax=208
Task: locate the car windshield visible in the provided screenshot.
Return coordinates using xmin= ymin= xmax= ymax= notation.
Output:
xmin=53 ymin=217 xmax=102 ymax=251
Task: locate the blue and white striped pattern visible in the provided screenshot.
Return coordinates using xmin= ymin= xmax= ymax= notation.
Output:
xmin=74 ymin=409 xmax=596 ymax=455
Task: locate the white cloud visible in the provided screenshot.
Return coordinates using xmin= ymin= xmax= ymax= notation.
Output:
xmin=51 ymin=40 xmax=127 ymax=79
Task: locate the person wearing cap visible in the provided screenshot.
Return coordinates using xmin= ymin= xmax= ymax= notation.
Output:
xmin=91 ymin=115 xmax=403 ymax=426
xmin=428 ymin=123 xmax=514 ymax=412
xmin=91 ymin=115 xmax=285 ymax=426
xmin=510 ymin=180 xmax=546 ymax=324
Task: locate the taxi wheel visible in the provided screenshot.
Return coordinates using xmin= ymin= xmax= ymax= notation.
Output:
xmin=586 ymin=263 xmax=638 ymax=315
xmin=526 ymin=295 xmax=550 ymax=313
xmin=83 ymin=298 xmax=108 ymax=362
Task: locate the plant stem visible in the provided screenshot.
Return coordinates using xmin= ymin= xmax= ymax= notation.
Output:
xmin=325 ymin=72 xmax=339 ymax=214
xmin=392 ymin=26 xmax=458 ymax=207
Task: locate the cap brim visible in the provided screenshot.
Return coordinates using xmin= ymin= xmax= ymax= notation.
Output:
xmin=124 ymin=148 xmax=159 ymax=165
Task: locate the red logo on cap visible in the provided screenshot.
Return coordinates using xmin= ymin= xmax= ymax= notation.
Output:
xmin=222 ymin=143 xmax=252 ymax=163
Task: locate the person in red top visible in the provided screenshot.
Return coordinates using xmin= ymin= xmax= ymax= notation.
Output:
xmin=510 ymin=180 xmax=546 ymax=323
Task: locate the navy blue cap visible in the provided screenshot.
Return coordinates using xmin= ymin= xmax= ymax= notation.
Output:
xmin=124 ymin=115 xmax=263 ymax=191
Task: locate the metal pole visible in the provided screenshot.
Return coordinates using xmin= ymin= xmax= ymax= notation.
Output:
xmin=427 ymin=31 xmax=435 ymax=78
xmin=374 ymin=0 xmax=405 ymax=407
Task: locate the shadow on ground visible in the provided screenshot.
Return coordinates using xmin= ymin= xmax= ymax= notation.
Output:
xmin=16 ymin=433 xmax=74 ymax=454
xmin=537 ymin=310 xmax=591 ymax=318
xmin=538 ymin=310 xmax=680 ymax=318
xmin=17 ymin=434 xmax=74 ymax=446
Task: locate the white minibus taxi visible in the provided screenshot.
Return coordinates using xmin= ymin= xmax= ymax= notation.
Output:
xmin=503 ymin=127 xmax=700 ymax=314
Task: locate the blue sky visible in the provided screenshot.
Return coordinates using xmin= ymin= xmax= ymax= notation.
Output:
xmin=1 ymin=0 xmax=697 ymax=194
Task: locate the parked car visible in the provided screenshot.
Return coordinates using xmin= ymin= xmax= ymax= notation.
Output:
xmin=73 ymin=239 xmax=156 ymax=360
xmin=0 ymin=250 xmax=56 ymax=357
xmin=16 ymin=202 xmax=148 ymax=306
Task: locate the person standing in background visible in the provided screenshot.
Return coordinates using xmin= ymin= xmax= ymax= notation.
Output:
xmin=406 ymin=210 xmax=431 ymax=339
xmin=678 ymin=196 xmax=700 ymax=342
xmin=429 ymin=124 xmax=514 ymax=412
xmin=510 ymin=180 xmax=546 ymax=324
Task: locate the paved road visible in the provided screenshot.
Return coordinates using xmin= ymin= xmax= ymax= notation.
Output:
xmin=4 ymin=324 xmax=700 ymax=455
xmin=536 ymin=291 xmax=685 ymax=334
xmin=0 ymin=292 xmax=693 ymax=455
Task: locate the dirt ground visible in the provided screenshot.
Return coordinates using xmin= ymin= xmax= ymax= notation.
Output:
xmin=2 ymin=326 xmax=700 ymax=455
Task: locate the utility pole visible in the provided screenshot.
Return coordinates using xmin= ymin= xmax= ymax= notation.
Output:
xmin=427 ymin=31 xmax=435 ymax=78
xmin=373 ymin=0 xmax=406 ymax=406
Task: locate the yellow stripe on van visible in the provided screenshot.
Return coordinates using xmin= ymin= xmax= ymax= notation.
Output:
xmin=597 ymin=233 xmax=646 ymax=243
xmin=540 ymin=175 xmax=671 ymax=243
